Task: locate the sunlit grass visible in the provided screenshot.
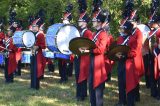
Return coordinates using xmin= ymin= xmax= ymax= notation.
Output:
xmin=0 ymin=65 xmax=160 ymax=106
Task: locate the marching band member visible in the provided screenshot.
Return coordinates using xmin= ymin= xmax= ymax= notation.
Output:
xmin=115 ymin=3 xmax=133 ymax=104
xmin=115 ymin=28 xmax=128 ymax=106
xmin=64 ymin=4 xmax=74 ymax=77
xmin=149 ymin=15 xmax=160 ymax=100
xmin=30 ymin=19 xmax=46 ymax=89
xmin=90 ymin=10 xmax=108 ymax=106
xmin=119 ymin=21 xmax=144 ymax=106
xmin=152 ymin=15 xmax=160 ymax=100
xmin=80 ymin=10 xmax=109 ymax=106
xmin=75 ymin=11 xmax=92 ymax=101
xmin=13 ymin=21 xmax=23 ymax=76
xmin=4 ymin=27 xmax=18 ymax=83
xmin=39 ymin=23 xmax=55 ymax=73
xmin=128 ymin=10 xmax=143 ymax=103
xmin=102 ymin=9 xmax=114 ymax=82
xmin=0 ymin=24 xmax=5 ymax=52
xmin=0 ymin=24 xmax=5 ymax=68
xmin=58 ymin=4 xmax=73 ymax=83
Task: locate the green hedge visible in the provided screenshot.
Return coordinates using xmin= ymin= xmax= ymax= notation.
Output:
xmin=0 ymin=0 xmax=151 ymax=37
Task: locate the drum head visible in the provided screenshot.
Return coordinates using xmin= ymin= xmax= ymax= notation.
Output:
xmin=23 ymin=31 xmax=35 ymax=48
xmin=137 ymin=24 xmax=150 ymax=44
xmin=56 ymin=24 xmax=80 ymax=55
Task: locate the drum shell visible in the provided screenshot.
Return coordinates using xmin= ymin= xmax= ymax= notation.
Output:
xmin=54 ymin=53 xmax=70 ymax=60
xmin=46 ymin=23 xmax=64 ymax=52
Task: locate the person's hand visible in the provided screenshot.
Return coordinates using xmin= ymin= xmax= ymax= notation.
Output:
xmin=79 ymin=47 xmax=90 ymax=53
xmin=31 ymin=46 xmax=39 ymax=54
xmin=33 ymin=46 xmax=39 ymax=50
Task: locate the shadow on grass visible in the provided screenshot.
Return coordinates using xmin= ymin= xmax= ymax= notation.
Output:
xmin=1 ymin=66 xmax=160 ymax=106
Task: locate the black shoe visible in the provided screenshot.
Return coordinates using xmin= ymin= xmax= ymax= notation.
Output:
xmin=39 ymin=75 xmax=44 ymax=80
xmin=114 ymin=103 xmax=125 ymax=106
xmin=5 ymin=80 xmax=14 ymax=83
xmin=146 ymin=84 xmax=150 ymax=89
xmin=135 ymin=97 xmax=140 ymax=102
xmin=59 ymin=80 xmax=67 ymax=83
xmin=48 ymin=64 xmax=55 ymax=72
xmin=151 ymin=94 xmax=157 ymax=98
xmin=156 ymin=96 xmax=160 ymax=100
xmin=76 ymin=97 xmax=85 ymax=101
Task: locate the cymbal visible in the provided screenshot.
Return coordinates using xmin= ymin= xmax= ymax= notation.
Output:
xmin=69 ymin=37 xmax=96 ymax=55
xmin=107 ymin=45 xmax=130 ymax=61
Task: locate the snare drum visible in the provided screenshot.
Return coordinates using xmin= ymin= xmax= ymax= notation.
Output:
xmin=0 ymin=53 xmax=4 ymax=64
xmin=12 ymin=30 xmax=35 ymax=48
xmin=21 ymin=51 xmax=31 ymax=63
xmin=46 ymin=23 xmax=80 ymax=55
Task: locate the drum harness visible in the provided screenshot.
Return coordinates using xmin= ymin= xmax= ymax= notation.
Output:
xmin=147 ymin=28 xmax=160 ymax=40
xmin=92 ymin=29 xmax=103 ymax=43
xmin=3 ymin=37 xmax=12 ymax=58
xmin=80 ymin=28 xmax=87 ymax=37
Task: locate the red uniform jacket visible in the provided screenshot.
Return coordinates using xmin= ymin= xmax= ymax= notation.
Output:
xmin=104 ymin=34 xmax=114 ymax=75
xmin=6 ymin=37 xmax=18 ymax=75
xmin=126 ymin=28 xmax=144 ymax=93
xmin=153 ymin=29 xmax=160 ymax=80
xmin=0 ymin=32 xmax=5 ymax=51
xmin=154 ymin=49 xmax=160 ymax=80
xmin=92 ymin=29 xmax=108 ymax=88
xmin=35 ymin=32 xmax=46 ymax=78
xmin=117 ymin=36 xmax=125 ymax=44
xmin=78 ymin=29 xmax=92 ymax=83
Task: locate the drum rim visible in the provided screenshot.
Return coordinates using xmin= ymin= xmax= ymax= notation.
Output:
xmin=55 ymin=23 xmax=80 ymax=54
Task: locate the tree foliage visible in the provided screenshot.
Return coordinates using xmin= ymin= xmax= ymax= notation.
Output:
xmin=0 ymin=0 xmax=152 ymax=37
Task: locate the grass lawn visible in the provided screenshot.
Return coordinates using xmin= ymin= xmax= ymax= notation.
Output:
xmin=0 ymin=64 xmax=160 ymax=106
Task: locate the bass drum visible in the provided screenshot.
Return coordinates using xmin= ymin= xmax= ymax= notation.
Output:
xmin=46 ymin=23 xmax=80 ymax=55
xmin=12 ymin=30 xmax=35 ymax=48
